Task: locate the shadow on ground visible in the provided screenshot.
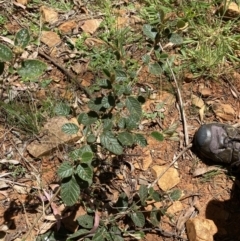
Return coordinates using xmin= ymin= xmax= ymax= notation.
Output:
xmin=206 ymin=174 xmax=240 ymax=241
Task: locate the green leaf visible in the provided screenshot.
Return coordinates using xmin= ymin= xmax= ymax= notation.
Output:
xmin=148 ymin=62 xmax=162 ymax=75
xmin=125 ymin=115 xmax=139 ymax=130
xmin=142 ymin=24 xmax=157 ymax=40
xmin=118 ymin=117 xmax=126 ymax=129
xmin=176 ymin=19 xmax=186 ymax=29
xmin=14 ymin=29 xmax=30 ymax=48
xmin=126 ymin=96 xmax=142 ymax=120
xmin=0 ymin=43 xmax=13 ymax=62
xmin=88 ymin=97 xmax=103 ymax=112
xmin=78 ymin=111 xmax=98 ymax=126
xmin=66 ymin=229 xmax=89 ymax=240
xmin=134 ymin=134 xmax=147 ymax=147
xmin=100 ymin=131 xmax=123 ymax=155
xmin=142 ymin=54 xmax=150 ymax=64
xmin=18 ymin=59 xmax=47 ymax=80
xmin=129 ymin=212 xmax=145 ymax=227
xmin=54 ymin=102 xmax=70 ymax=116
xmin=78 ymin=113 xmax=89 ymax=125
xmin=76 ymin=164 xmax=93 ymax=181
xmin=169 ymin=189 xmax=182 ymax=201
xmin=69 ymin=148 xmax=83 ymax=160
xmin=139 ymin=185 xmax=148 ymax=206
xmin=149 ymin=188 xmax=162 ymax=202
xmin=101 ymin=95 xmax=115 ymax=108
xmin=61 ymin=176 xmax=80 ymax=206
xmin=87 ymin=134 xmax=96 ymax=143
xmin=115 ymin=69 xmax=128 ymax=82
xmin=151 ymin=131 xmax=164 ymax=142
xmin=77 ymin=214 xmax=93 ymax=229
xmin=169 ymin=33 xmax=183 ymax=45
xmin=57 ymin=162 xmax=73 ymax=178
xmin=115 ymin=193 xmax=128 ymax=211
xmin=150 ymin=208 xmax=161 ymax=227
xmin=81 ymin=151 xmax=93 ymax=163
xmin=62 ymin=123 xmax=79 ymax=135
xmin=93 ymin=227 xmax=111 ymax=241
xmin=117 ymin=132 xmax=134 ymax=146
xmin=103 ymin=118 xmax=113 ymax=131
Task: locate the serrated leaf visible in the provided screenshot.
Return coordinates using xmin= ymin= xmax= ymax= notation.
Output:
xmin=76 ymin=164 xmax=93 ymax=181
xmin=100 ymin=131 xmax=123 ymax=155
xmin=81 ymin=151 xmax=93 ymax=163
xmin=57 ymin=162 xmax=73 ymax=178
xmin=66 ymin=229 xmax=89 ymax=240
xmin=115 ymin=69 xmax=128 ymax=82
xmin=103 ymin=118 xmax=113 ymax=131
xmin=61 ymin=176 xmax=80 ymax=206
xmin=134 ymin=134 xmax=147 ymax=147
xmin=169 ymin=33 xmax=183 ymax=45
xmin=139 ymin=185 xmax=148 ymax=206
xmin=142 ymin=24 xmax=157 ymax=40
xmin=151 ymin=131 xmax=164 ymax=142
xmin=118 ymin=117 xmax=126 ymax=129
xmin=69 ymin=148 xmax=83 ymax=160
xmin=117 ymin=132 xmax=134 ymax=146
xmin=18 ymin=59 xmax=47 ymax=80
xmin=62 ymin=123 xmax=79 ymax=135
xmin=14 ymin=29 xmax=30 ymax=48
xmin=149 ymin=62 xmax=162 ymax=75
xmin=126 ymin=96 xmax=142 ymax=119
xmin=129 ymin=212 xmax=145 ymax=227
xmin=77 ymin=214 xmax=93 ymax=229
xmin=169 ymin=189 xmax=182 ymax=201
xmin=54 ymin=102 xmax=70 ymax=116
xmin=101 ymin=95 xmax=115 ymax=108
xmin=78 ymin=113 xmax=89 ymax=125
xmin=0 ymin=43 xmax=13 ymax=62
xmin=125 ymin=116 xmax=138 ymax=130
xmin=88 ymin=97 xmax=103 ymax=112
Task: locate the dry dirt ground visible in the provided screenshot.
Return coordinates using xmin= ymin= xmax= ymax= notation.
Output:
xmin=1 ymin=1 xmax=240 ymax=241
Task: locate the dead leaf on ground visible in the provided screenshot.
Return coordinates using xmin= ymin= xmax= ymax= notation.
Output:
xmin=133 ymin=147 xmax=152 ymax=171
xmin=193 ymin=166 xmax=221 ymax=177
xmin=84 ymin=37 xmax=106 ymax=47
xmin=191 ymin=94 xmax=204 ymax=108
xmin=41 ymin=31 xmax=61 ymax=48
xmin=116 ymin=17 xmax=129 ymax=28
xmin=58 ymin=20 xmax=77 ymax=34
xmin=81 ymin=19 xmax=102 ymax=34
xmin=212 ymin=102 xmax=235 ymax=120
xmin=167 ymin=201 xmax=183 ymax=215
xmin=27 ymin=117 xmax=83 ymax=158
xmin=16 ymin=0 xmax=28 ymax=5
xmin=151 ymin=165 xmax=180 ymax=191
xmin=186 ymin=217 xmax=218 ymax=241
xmin=40 ymin=6 xmax=58 ymax=24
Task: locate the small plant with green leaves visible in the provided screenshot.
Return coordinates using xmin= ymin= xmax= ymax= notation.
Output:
xmin=0 ymin=28 xmax=47 ymax=80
